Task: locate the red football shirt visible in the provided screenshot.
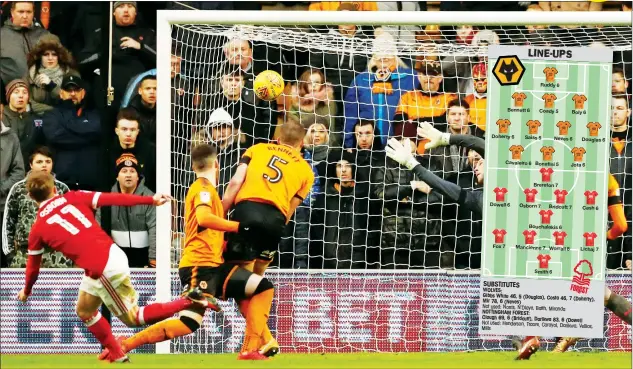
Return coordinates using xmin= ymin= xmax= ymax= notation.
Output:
xmin=524 ymin=188 xmax=538 ymax=203
xmin=493 ymin=187 xmax=508 ymax=202
xmin=27 ymin=191 xmax=154 ymax=279
xmin=584 ymin=190 xmax=598 ymax=205
xmin=492 ymin=229 xmax=507 ymax=243
xmin=539 ymin=209 xmax=553 ymax=224
xmin=554 ymin=189 xmax=568 ymax=204
xmin=552 ymin=231 xmax=567 ymax=246
xmin=583 ymin=232 xmax=597 ymax=246
xmin=523 ymin=229 xmax=537 ymax=244
xmin=537 ymin=254 xmax=551 ymax=269
xmin=540 ymin=167 xmax=553 ymax=182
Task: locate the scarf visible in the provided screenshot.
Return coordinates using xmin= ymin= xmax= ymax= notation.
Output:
xmin=371 ymin=65 xmax=397 ymax=95
xmin=309 ymin=145 xmax=329 ymax=162
xmin=37 ymin=64 xmax=65 ymax=86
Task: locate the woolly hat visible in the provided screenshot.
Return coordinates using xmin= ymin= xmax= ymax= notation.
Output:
xmin=5 ymin=79 xmax=28 ymax=99
xmin=116 ymin=153 xmax=139 ymax=175
xmin=114 ymin=1 xmax=137 ymax=9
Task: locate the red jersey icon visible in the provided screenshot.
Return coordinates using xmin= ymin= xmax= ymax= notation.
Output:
xmin=524 ymin=188 xmax=538 ymax=203
xmin=553 ymin=231 xmax=567 ymax=246
xmin=492 ymin=229 xmax=507 ymax=244
xmin=493 ymin=187 xmax=508 ymax=202
xmin=554 ymin=189 xmax=568 ymax=204
xmin=540 ymin=167 xmax=554 ymax=182
xmin=537 ymin=254 xmax=551 ymax=269
xmin=523 ymin=229 xmax=537 ymax=245
xmin=583 ymin=232 xmax=597 ymax=247
xmin=584 ymin=190 xmax=598 ymax=205
xmin=539 ymin=209 xmax=553 ymax=224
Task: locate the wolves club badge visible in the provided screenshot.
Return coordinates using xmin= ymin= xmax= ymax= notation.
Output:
xmin=493 ymin=55 xmax=525 ymax=86
xmin=570 ymin=259 xmax=593 ymax=294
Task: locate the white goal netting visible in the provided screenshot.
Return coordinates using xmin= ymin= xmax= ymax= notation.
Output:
xmin=165 ymin=22 xmax=632 ymax=354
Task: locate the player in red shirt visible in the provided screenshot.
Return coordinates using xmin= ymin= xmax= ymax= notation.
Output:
xmin=493 ymin=187 xmax=508 ymax=202
xmin=554 ymin=189 xmax=568 ymax=204
xmin=524 ymin=188 xmax=538 ymax=203
xmin=16 ymin=172 xmax=219 ymax=363
xmin=552 ymin=230 xmax=567 ymax=245
xmin=540 ymin=168 xmax=553 ymax=182
xmin=584 ymin=190 xmax=598 ymax=205
xmin=492 ymin=229 xmax=507 ymax=243
xmin=537 ymin=254 xmax=551 ymax=269
xmin=523 ymin=229 xmax=536 ymax=244
xmin=539 ymin=209 xmax=553 ymax=224
xmin=583 ymin=232 xmax=597 ymax=246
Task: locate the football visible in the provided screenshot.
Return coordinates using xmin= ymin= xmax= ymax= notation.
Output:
xmin=253 ymin=70 xmax=284 ymax=101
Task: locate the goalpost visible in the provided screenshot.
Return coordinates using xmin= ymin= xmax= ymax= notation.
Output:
xmin=155 ymin=10 xmax=632 ymax=355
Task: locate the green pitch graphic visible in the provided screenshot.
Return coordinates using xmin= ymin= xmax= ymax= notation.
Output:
xmin=479 ymin=46 xmax=612 ymax=338
xmin=483 ymin=53 xmax=611 ymax=281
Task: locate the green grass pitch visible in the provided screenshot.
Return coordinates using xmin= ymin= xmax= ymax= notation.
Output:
xmin=1 ymin=352 xmax=630 ymax=369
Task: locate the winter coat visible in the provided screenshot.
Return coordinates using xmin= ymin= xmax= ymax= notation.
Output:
xmin=0 ymin=19 xmax=51 ymax=85
xmin=96 ymin=178 xmax=156 ymax=267
xmin=372 ymin=157 xmax=443 ymax=269
xmin=215 ymin=142 xmax=243 ymax=198
xmin=0 ymin=124 xmax=25 ymax=211
xmin=40 ymin=100 xmax=103 ymax=190
xmin=2 ymin=173 xmax=71 ymax=267
xmin=1 ymin=107 xmax=42 ymax=162
xmin=79 ymin=20 xmax=156 ymax=108
xmin=26 ymin=64 xmax=79 ymax=115
xmin=128 ymin=94 xmax=156 ymax=143
xmin=323 ymin=181 xmax=370 ymax=269
xmin=343 ymin=67 xmax=417 ymax=148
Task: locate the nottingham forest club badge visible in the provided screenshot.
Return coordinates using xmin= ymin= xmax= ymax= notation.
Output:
xmin=493 ymin=55 xmax=526 ymax=86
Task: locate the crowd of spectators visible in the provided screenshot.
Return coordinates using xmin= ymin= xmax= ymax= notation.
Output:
xmin=0 ymin=1 xmax=631 ymax=272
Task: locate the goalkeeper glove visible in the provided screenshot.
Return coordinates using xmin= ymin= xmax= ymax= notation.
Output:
xmin=417 ymin=121 xmax=450 ymax=149
xmin=386 ymin=138 xmax=420 ymax=170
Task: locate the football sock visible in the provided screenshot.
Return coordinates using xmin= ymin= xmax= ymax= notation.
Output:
xmin=124 ymin=318 xmax=193 ymax=352
xmin=136 ymin=298 xmax=194 ymax=325
xmin=242 ymin=289 xmax=274 ymax=352
xmin=238 ymin=299 xmax=273 ymax=347
xmin=606 ymin=293 xmax=632 ymax=325
xmin=83 ymin=311 xmax=120 ymax=351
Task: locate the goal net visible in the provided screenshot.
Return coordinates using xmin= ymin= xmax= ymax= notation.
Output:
xmin=156 ymin=10 xmax=632 ymax=354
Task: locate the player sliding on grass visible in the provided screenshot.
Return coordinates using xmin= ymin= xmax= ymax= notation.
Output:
xmin=101 ymin=144 xmax=278 ymax=361
xmin=389 ymin=122 xmax=632 ymax=360
xmin=17 ymin=171 xmax=219 ymax=363
xmin=221 ymin=121 xmax=315 ymax=358
xmin=515 ymin=173 xmax=630 ymax=359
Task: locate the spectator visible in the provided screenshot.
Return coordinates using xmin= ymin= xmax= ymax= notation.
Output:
xmin=110 ymin=107 xmax=156 ymax=192
xmin=323 ymin=152 xmax=370 ymax=269
xmin=40 ymin=74 xmax=102 ymax=190
xmin=191 ymin=107 xmax=243 ymax=197
xmin=79 ymin=1 xmax=156 ymax=109
xmin=309 ymin=2 xmax=369 ymax=104
xmin=96 ymin=153 xmax=155 ymax=268
xmin=280 ymin=120 xmax=328 ymax=269
xmin=345 ymin=119 xmax=386 ymax=261
xmin=373 ymin=137 xmax=444 ymax=268
xmin=25 ymin=34 xmax=78 ymax=115
xmin=2 ymin=146 xmax=71 ymax=268
xmin=2 ymin=80 xmax=41 ymax=161
xmin=464 ymin=63 xmax=488 ymax=138
xmin=612 ymin=67 xmax=629 ymax=95
xmin=420 ymin=100 xmax=473 ymax=182
xmin=343 ymin=33 xmax=417 ymax=148
xmin=0 ymin=1 xmax=52 ymax=85
xmin=0 ymin=115 xmax=25 ymax=267
xmin=393 ymin=62 xmax=457 ymax=140
xmin=128 ymin=75 xmax=156 ymax=143
xmin=375 ymin=2 xmax=421 ymax=47
xmin=286 ymin=69 xmax=339 ymax=146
